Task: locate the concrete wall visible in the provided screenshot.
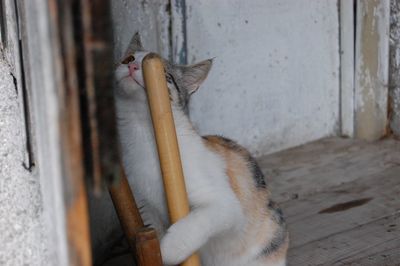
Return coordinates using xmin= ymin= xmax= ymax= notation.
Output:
xmin=111 ymin=0 xmax=171 ymax=61
xmin=390 ymin=0 xmax=400 ymax=136
xmin=111 ymin=0 xmax=340 ymax=156
xmin=0 ymin=54 xmax=51 ymax=265
xmin=185 ymin=0 xmax=340 ymax=155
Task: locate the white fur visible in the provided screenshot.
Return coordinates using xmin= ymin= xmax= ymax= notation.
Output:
xmin=115 ymin=74 xmax=244 ymax=264
xmin=90 ymin=51 xmax=285 ymax=266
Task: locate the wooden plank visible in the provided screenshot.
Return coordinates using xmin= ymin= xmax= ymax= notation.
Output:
xmin=281 ymin=166 xmax=400 ymax=248
xmin=77 ymin=0 xmax=119 ymax=192
xmin=21 ymin=1 xmax=95 ymax=265
xmin=261 ymin=137 xmax=400 ymax=265
xmin=258 ymin=138 xmax=400 ymax=202
xmin=47 ymin=1 xmax=92 ymax=265
xmin=340 ymin=0 xmax=355 ymax=137
xmin=288 ymin=213 xmax=400 ymax=266
xmin=389 ymin=0 xmax=400 ymax=137
xmin=354 ymin=0 xmax=390 ymax=140
xmin=20 ymin=1 xmax=70 ymax=264
xmin=335 ymin=237 xmax=400 ymax=266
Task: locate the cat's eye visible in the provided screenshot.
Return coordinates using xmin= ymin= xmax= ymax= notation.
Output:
xmin=122 ymin=54 xmax=135 ymax=64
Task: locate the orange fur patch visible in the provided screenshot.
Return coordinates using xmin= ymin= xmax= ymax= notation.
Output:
xmin=202 ymin=135 xmax=288 ymax=261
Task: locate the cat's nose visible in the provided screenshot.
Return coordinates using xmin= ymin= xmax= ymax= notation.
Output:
xmin=129 ymin=63 xmax=140 ymax=73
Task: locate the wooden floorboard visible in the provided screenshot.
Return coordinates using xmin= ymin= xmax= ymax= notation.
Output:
xmin=333 ymin=237 xmax=400 ymax=266
xmin=258 ymin=137 xmax=400 ymax=266
xmin=288 ymin=213 xmax=400 ymax=266
xmin=259 ymin=137 xmax=400 ymax=203
xmin=282 ymin=166 xmax=400 ymax=248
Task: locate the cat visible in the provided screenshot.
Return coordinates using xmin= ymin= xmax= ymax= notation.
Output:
xmin=110 ymin=33 xmax=288 ymax=266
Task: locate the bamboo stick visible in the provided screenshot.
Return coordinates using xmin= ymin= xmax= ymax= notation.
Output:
xmin=109 ymin=168 xmax=144 ymax=252
xmin=135 ymin=228 xmax=163 ymax=266
xmin=142 ymin=53 xmax=201 ymax=266
xmin=110 ymin=166 xmax=163 ymax=266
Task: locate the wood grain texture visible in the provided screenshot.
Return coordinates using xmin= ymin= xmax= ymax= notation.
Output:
xmin=259 ymin=137 xmax=400 ymax=203
xmin=288 ymin=213 xmax=400 ymax=266
xmin=142 ymin=54 xmax=201 ymax=266
xmin=354 ymin=0 xmax=390 ymax=140
xmin=286 ymin=166 xmax=400 ymax=248
xmin=334 ymin=237 xmax=400 ymax=266
xmin=142 ymin=53 xmax=191 ymax=224
xmin=259 ymin=137 xmax=400 ymax=266
xmin=135 ymin=228 xmax=163 ymax=266
xmin=109 ymin=170 xmax=144 ymax=252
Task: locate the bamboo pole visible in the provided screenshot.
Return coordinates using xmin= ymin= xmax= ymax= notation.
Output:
xmin=109 ymin=167 xmax=163 ymax=266
xmin=109 ymin=168 xmax=144 ymax=252
xmin=142 ymin=53 xmax=201 ymax=266
xmin=135 ymin=228 xmax=163 ymax=266
xmin=109 ymin=164 xmax=165 ymax=266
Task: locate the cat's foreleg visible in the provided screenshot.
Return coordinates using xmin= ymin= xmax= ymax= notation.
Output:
xmin=160 ymin=195 xmax=242 ymax=265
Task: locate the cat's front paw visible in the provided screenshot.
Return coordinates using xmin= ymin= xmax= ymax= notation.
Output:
xmin=160 ymin=228 xmax=190 ymax=265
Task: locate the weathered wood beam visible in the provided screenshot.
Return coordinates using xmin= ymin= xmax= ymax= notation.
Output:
xmin=355 ymin=0 xmax=390 ymax=140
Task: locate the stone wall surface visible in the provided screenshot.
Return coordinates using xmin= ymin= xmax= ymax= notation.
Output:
xmin=0 ymin=54 xmax=51 ymax=265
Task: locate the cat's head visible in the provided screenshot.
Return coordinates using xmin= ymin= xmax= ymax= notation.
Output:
xmin=114 ymin=33 xmax=212 ymax=111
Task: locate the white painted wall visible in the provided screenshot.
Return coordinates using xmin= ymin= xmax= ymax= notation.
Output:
xmin=111 ymin=0 xmax=171 ymax=61
xmin=111 ymin=0 xmax=340 ymax=156
xmin=185 ymin=0 xmax=340 ymax=155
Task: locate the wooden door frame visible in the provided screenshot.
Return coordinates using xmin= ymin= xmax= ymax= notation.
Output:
xmin=340 ymin=0 xmax=391 ymax=140
xmin=19 ymin=0 xmax=119 ymax=263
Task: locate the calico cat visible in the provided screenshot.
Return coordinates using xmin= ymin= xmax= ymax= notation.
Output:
xmin=112 ymin=33 xmax=288 ymax=266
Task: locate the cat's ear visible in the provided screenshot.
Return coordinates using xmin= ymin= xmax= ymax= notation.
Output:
xmin=124 ymin=32 xmax=143 ymax=57
xmin=173 ymin=59 xmax=213 ymax=94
